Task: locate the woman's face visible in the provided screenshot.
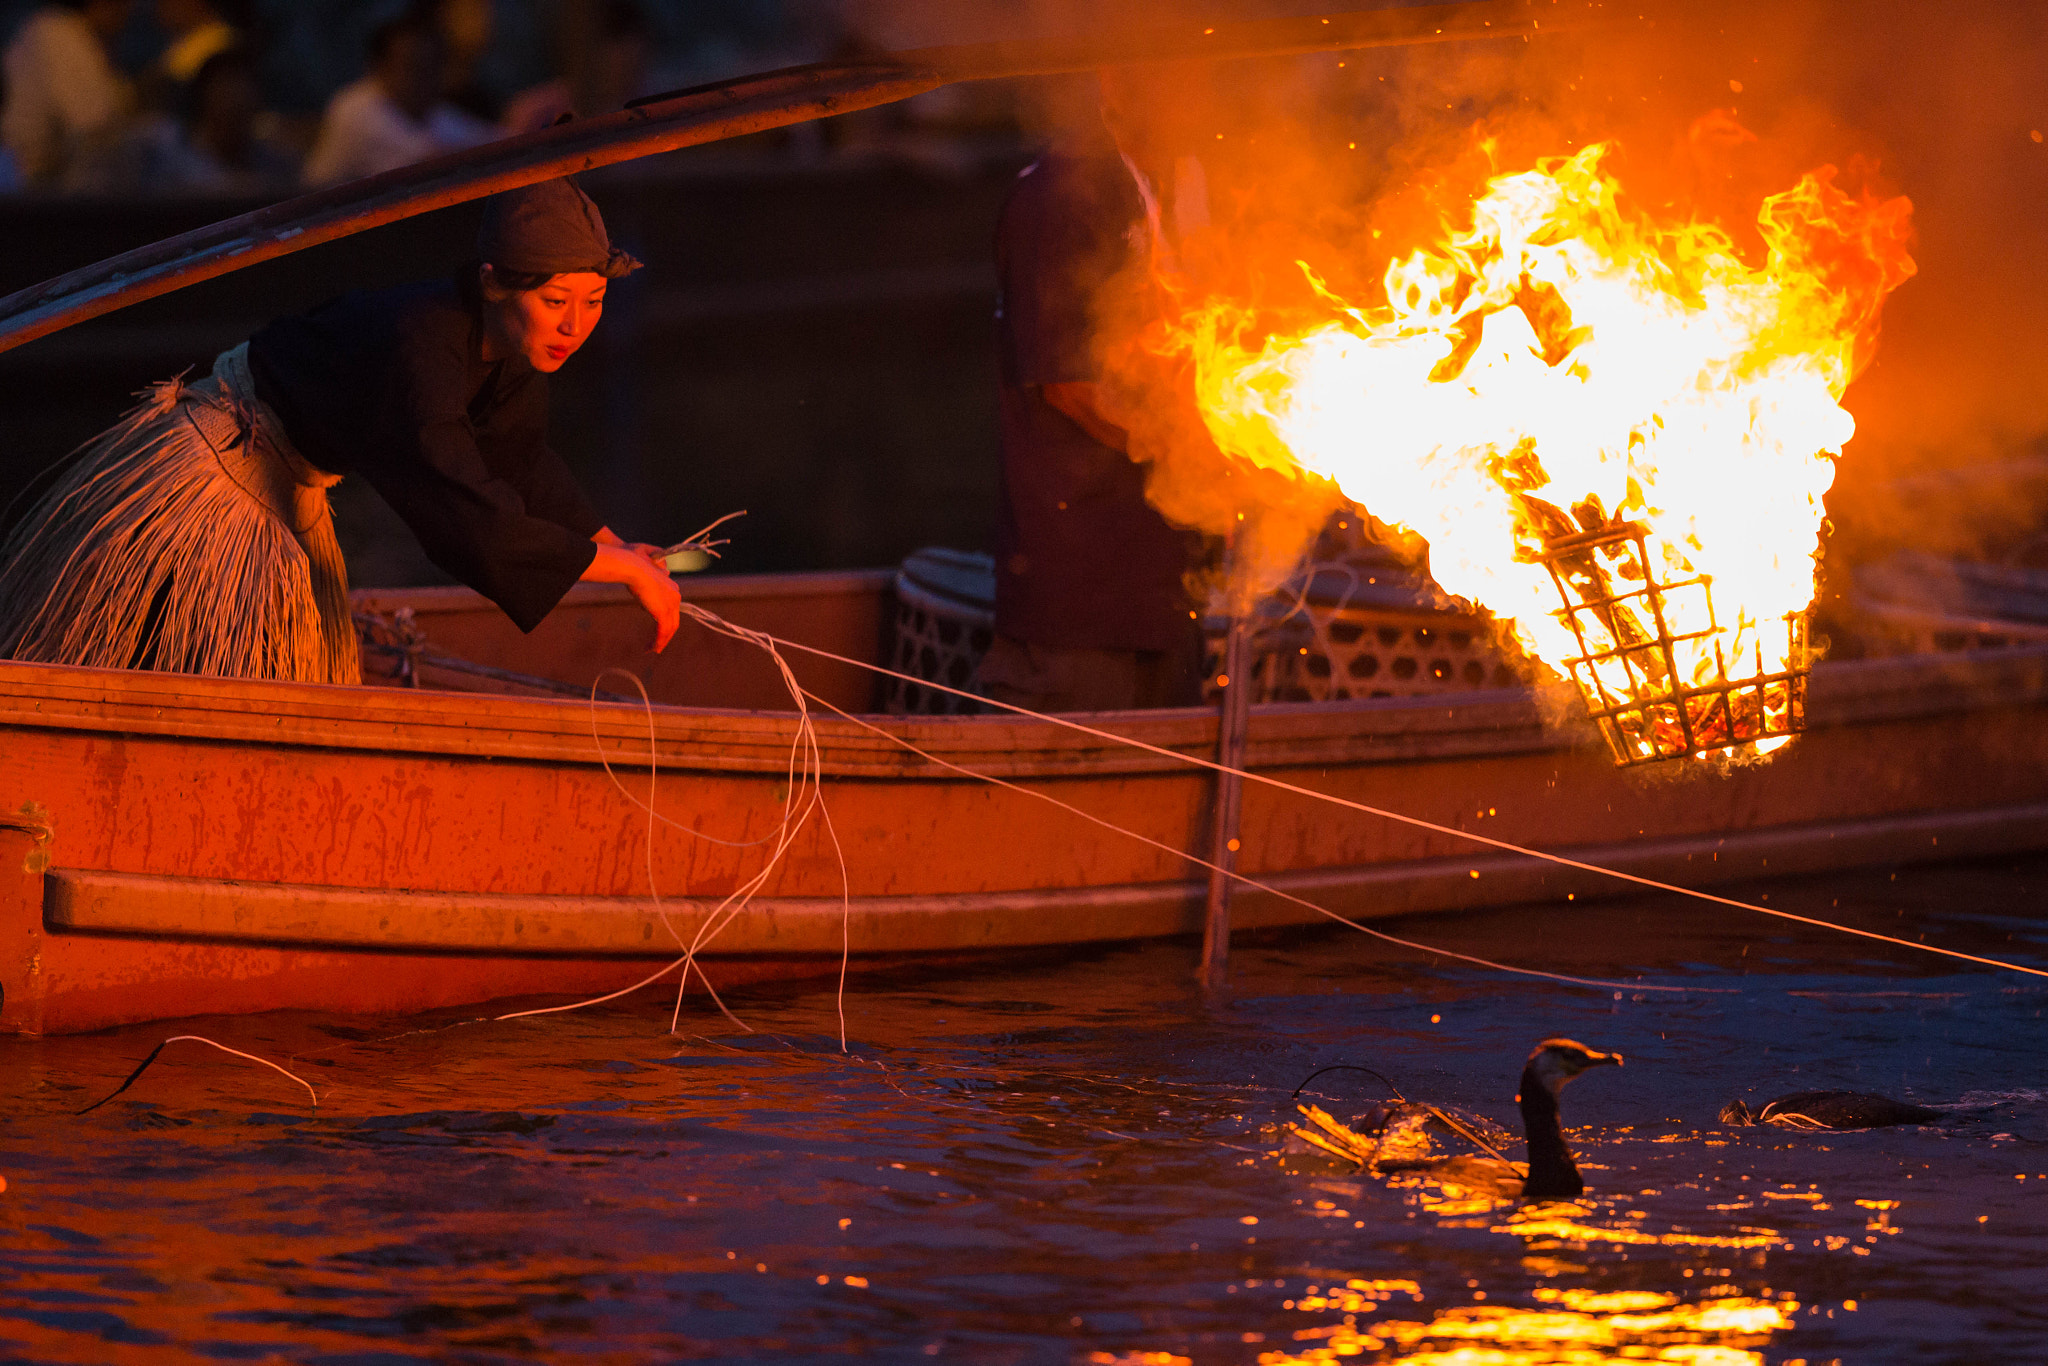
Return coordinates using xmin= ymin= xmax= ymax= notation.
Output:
xmin=483 ymin=269 xmax=609 ymax=373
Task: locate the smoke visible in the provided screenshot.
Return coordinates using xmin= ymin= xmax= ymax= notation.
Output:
xmin=1031 ymin=0 xmax=2048 ymax=594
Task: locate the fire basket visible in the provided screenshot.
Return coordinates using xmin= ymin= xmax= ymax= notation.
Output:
xmin=1537 ymin=521 xmax=1808 ymax=766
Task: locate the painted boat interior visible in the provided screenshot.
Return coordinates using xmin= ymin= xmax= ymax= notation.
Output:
xmin=351 ymin=571 xmax=898 ymax=714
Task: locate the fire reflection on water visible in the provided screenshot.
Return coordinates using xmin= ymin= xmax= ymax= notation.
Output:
xmin=1244 ymin=1189 xmax=1805 ymax=1365
xmin=1261 ymin=1288 xmax=1796 ymax=1364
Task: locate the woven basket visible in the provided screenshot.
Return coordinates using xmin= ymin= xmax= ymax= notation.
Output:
xmin=886 ymin=548 xmax=1528 ymax=714
xmin=887 ymin=548 xmax=996 ymax=714
xmin=1534 ymin=520 xmax=1808 ymax=766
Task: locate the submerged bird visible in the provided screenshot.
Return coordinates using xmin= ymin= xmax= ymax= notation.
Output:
xmin=1290 ymin=1038 xmax=1623 ymax=1202
xmin=1720 ymin=1091 xmax=1942 ymax=1131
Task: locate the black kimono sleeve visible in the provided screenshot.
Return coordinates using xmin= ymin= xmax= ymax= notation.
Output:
xmin=356 ymin=321 xmax=597 ymax=633
xmin=495 ymin=390 xmax=605 ymax=544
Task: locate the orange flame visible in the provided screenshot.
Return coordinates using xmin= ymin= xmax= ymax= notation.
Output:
xmin=1169 ymin=132 xmax=1915 ymax=759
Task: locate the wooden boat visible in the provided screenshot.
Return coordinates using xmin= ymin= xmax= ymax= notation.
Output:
xmin=6 ymin=566 xmax=2047 ymax=1035
xmin=4 ymin=2 xmax=2044 ymax=1034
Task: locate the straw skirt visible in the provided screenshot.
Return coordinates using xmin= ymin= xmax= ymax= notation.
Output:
xmin=0 ymin=344 xmax=360 ymax=684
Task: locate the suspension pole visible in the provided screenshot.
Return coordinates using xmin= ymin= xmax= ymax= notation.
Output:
xmin=0 ymin=0 xmax=1610 ymax=357
xmin=1200 ymin=601 xmax=1253 ymax=988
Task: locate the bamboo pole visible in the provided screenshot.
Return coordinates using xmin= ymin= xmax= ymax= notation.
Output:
xmin=0 ymin=0 xmax=1609 ymax=356
xmin=1201 ymin=610 xmax=1254 ymax=988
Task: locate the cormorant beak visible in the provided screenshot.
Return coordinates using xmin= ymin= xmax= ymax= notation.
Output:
xmin=1527 ymin=1040 xmax=1624 ymax=1094
xmin=1563 ymin=1049 xmax=1622 ymax=1083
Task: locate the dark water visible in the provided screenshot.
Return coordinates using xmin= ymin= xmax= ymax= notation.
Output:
xmin=2 ymin=858 xmax=2045 ymax=1365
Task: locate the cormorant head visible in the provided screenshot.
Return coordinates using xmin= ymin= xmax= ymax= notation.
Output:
xmin=1521 ymin=1038 xmax=1624 ymax=1099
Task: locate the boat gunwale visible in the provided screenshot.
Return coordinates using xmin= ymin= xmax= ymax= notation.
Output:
xmin=352 ymin=569 xmax=898 ymax=614
xmin=2 ymin=643 xmax=2045 ymax=778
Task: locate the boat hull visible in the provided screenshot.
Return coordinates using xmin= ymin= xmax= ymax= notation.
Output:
xmin=6 ymin=578 xmax=2047 ymax=1035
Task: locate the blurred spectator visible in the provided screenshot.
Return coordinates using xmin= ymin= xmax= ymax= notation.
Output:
xmin=301 ymin=12 xmax=492 ymax=187
xmin=498 ymin=70 xmax=572 ymax=138
xmin=155 ymin=0 xmax=235 ymax=86
xmin=571 ymin=0 xmax=652 ymax=117
xmin=418 ymin=0 xmax=497 ymax=123
xmin=69 ymin=43 xmax=294 ymax=195
xmin=0 ymin=70 xmax=21 ymax=188
xmin=1 ymin=0 xmax=134 ymax=186
xmin=501 ymin=0 xmax=650 ymax=133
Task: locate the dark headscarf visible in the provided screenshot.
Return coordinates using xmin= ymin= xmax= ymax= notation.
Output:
xmin=476 ymin=177 xmax=643 ymax=280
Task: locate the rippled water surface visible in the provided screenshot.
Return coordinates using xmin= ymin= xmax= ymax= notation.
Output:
xmin=3 ymin=856 xmax=2046 ymax=1364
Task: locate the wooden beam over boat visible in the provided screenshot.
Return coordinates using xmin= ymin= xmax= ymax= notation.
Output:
xmin=0 ymin=0 xmax=1609 ymax=357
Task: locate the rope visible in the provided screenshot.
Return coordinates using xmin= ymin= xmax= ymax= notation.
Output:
xmin=77 ymin=1035 xmax=318 ymax=1114
xmin=760 ymin=631 xmax=2048 ymax=983
xmin=801 ymin=687 xmax=1712 ymax=994
xmin=496 ymin=603 xmax=857 ymax=1048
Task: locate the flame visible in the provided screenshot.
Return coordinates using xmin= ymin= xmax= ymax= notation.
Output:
xmin=1169 ymin=131 xmax=1914 ymax=760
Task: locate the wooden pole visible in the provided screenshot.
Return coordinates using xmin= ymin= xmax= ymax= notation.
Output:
xmin=1200 ymin=598 xmax=1254 ymax=988
xmin=0 ymin=0 xmax=1610 ymax=356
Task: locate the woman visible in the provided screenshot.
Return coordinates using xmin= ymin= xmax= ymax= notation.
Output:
xmin=0 ymin=177 xmax=681 ymax=683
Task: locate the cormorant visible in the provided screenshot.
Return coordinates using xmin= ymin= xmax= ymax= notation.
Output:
xmin=1720 ymin=1091 xmax=1942 ymax=1130
xmin=1514 ymin=1037 xmax=1625 ymax=1199
xmin=1290 ymin=1038 xmax=1623 ymax=1202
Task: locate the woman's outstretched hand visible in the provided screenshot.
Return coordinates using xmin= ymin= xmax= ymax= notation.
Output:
xmin=593 ymin=526 xmax=670 ymax=565
xmin=581 ymin=543 xmax=682 ymax=652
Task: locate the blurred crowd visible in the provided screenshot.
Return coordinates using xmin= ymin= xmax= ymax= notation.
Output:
xmin=0 ymin=0 xmax=1023 ymax=199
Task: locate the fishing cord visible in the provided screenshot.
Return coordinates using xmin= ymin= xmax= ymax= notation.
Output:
xmin=584 ymin=665 xmax=787 ymax=849
xmin=678 ymin=1031 xmax=1268 ymax=1156
xmin=496 ymin=513 xmax=847 ymax=1038
xmin=499 ymin=602 xmax=857 ymax=1048
xmin=841 ymin=1053 xmax=1269 ymax=1156
xmin=76 ymin=1035 xmax=318 ymax=1114
xmin=800 ymin=687 xmax=1710 ymax=994
xmin=757 ymin=630 xmax=2048 ymax=983
xmin=688 ymin=1033 xmax=1273 ymax=1109
xmin=686 ymin=1026 xmax=1272 ymax=1108
xmin=819 ymin=795 xmax=854 ymax=1052
xmin=658 ymin=603 xmax=850 ymax=1046
xmin=1292 ymin=1064 xmax=1408 ymax=1102
xmin=589 ymin=664 xmax=770 ymax=1032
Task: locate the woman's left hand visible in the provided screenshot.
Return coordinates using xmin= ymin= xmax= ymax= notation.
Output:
xmin=594 ymin=527 xmax=668 ymax=568
xmin=582 ymin=544 xmax=681 ymax=651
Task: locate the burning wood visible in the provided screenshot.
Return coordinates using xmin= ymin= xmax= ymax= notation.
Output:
xmin=1533 ymin=520 xmax=1808 ymax=764
xmin=1168 ymin=131 xmax=1916 ymax=765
